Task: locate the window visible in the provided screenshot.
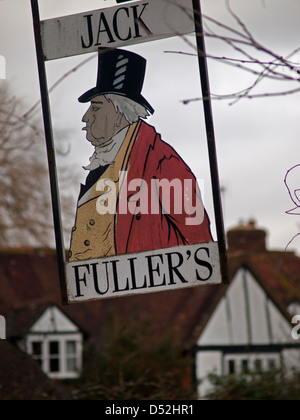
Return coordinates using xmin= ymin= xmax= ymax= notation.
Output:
xmin=224 ymin=353 xmax=281 ymax=376
xmin=66 ymin=341 xmax=78 ymax=373
xmin=31 ymin=341 xmax=43 ymax=367
xmin=49 ymin=341 xmax=60 ymax=373
xmin=241 ymin=359 xmax=249 ymax=375
xmin=268 ymin=359 xmax=277 ymax=371
xmin=27 ymin=335 xmax=82 ymax=380
xmin=228 ymin=360 xmax=236 ymax=375
xmin=254 ymin=359 xmax=263 ymax=374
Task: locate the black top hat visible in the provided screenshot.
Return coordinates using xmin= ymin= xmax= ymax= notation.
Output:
xmin=78 ymin=48 xmax=154 ymax=115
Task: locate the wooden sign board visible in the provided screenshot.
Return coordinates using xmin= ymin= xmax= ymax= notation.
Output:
xmin=40 ymin=0 xmax=195 ymax=61
xmin=31 ymin=0 xmax=228 ymax=305
xmin=67 ymin=243 xmax=221 ymax=303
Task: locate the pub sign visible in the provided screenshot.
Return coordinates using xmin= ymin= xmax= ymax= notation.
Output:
xmin=31 ymin=0 xmax=228 ymax=304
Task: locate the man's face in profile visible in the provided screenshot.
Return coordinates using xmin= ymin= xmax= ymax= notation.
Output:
xmin=82 ymin=95 xmax=124 ymax=147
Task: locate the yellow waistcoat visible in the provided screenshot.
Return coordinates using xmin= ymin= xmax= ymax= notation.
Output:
xmin=69 ymin=122 xmax=140 ymax=262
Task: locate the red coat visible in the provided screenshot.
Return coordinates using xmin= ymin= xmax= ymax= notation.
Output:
xmin=115 ymin=121 xmax=212 ymax=255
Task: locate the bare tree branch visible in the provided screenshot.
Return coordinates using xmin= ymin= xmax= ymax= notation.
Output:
xmin=0 ymin=85 xmax=77 ymax=248
xmin=167 ymin=2 xmax=300 ymax=104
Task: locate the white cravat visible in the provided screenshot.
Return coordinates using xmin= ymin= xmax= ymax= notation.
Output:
xmin=78 ymin=126 xmax=130 ymax=208
xmin=83 ymin=126 xmax=130 ymax=171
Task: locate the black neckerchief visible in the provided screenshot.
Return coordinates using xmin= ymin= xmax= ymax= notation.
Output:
xmin=79 ymin=165 xmax=110 ymax=200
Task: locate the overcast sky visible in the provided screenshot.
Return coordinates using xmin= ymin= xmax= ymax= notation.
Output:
xmin=0 ymin=0 xmax=300 ymax=255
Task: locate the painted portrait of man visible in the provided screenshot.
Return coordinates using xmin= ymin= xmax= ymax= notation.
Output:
xmin=69 ymin=48 xmax=212 ymax=262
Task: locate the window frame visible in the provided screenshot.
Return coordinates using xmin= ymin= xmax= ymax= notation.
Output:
xmin=26 ymin=333 xmax=82 ymax=380
xmin=224 ymin=353 xmax=281 ymax=376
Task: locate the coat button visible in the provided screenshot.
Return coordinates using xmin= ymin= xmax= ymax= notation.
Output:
xmin=84 ymin=240 xmax=90 ymax=247
xmin=136 ymin=214 xmax=142 ymax=221
xmin=69 ymin=251 xmax=72 ymax=259
xmin=89 ymin=219 xmax=95 ymax=226
xmin=72 ymin=226 xmax=76 ymax=232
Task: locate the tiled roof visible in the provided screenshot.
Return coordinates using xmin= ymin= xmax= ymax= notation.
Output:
xmin=0 ymin=340 xmax=67 ymax=400
xmin=246 ymin=252 xmax=300 ymax=318
xmin=0 ymin=249 xmax=59 ymax=314
xmin=6 ymin=302 xmax=50 ymax=339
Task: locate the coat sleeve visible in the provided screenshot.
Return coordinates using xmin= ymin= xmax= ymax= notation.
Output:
xmin=154 ymin=151 xmax=213 ymax=246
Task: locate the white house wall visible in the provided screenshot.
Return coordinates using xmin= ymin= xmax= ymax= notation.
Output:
xmin=268 ymin=303 xmax=293 ymax=343
xmin=196 ymin=267 xmax=297 ymax=397
xmin=30 ymin=306 xmax=79 ymax=333
xmin=282 ymin=349 xmax=300 ymax=372
xmin=196 ymin=351 xmax=223 ymax=397
xmin=198 ymin=268 xmax=293 ymax=347
xmin=197 ymin=299 xmax=231 ymax=346
xmin=246 ymin=271 xmax=271 ymax=344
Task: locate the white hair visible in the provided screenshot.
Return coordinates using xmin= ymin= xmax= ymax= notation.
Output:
xmin=105 ymin=94 xmax=150 ymax=125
